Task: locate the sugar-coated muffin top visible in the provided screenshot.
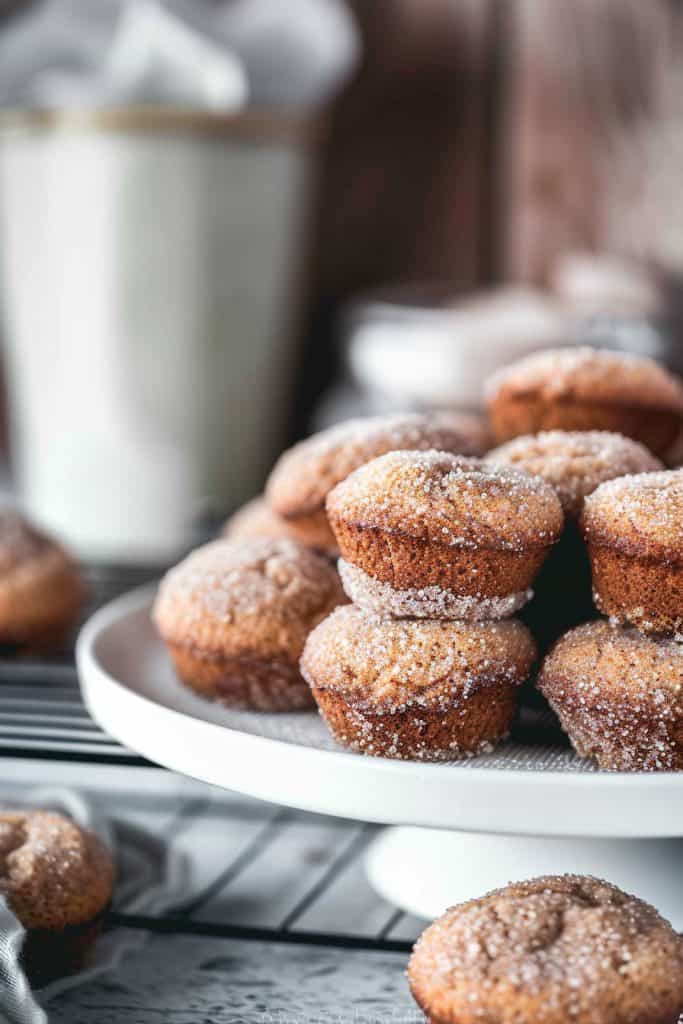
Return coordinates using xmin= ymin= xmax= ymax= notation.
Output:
xmin=222 ymin=496 xmax=337 ymax=553
xmin=581 ymin=468 xmax=683 ymax=560
xmin=327 ymin=450 xmax=563 ymax=552
xmin=485 ymin=346 xmax=683 ymax=413
xmin=0 ymin=810 xmax=114 ymax=931
xmin=301 ymin=605 xmax=536 ymax=711
xmin=539 ymin=619 xmax=683 ymax=713
xmin=153 ymin=538 xmax=345 ymax=660
xmin=223 ymin=497 xmax=301 ymax=544
xmin=408 ymin=874 xmax=683 ymax=1024
xmin=487 ymin=431 xmax=662 ymax=518
xmin=266 ymin=412 xmax=489 ymax=518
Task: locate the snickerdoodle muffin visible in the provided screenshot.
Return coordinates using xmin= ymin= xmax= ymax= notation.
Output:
xmin=408 ymin=875 xmax=683 ymax=1024
xmin=538 ymin=620 xmax=683 ymax=771
xmin=222 ymin=495 xmax=338 ymax=556
xmin=266 ymin=412 xmax=489 ymax=554
xmin=581 ymin=469 xmax=683 ymax=635
xmin=486 ymin=346 xmax=683 ymax=459
xmin=486 ymin=432 xmax=664 ymax=651
xmin=0 ymin=809 xmax=114 ymax=986
xmin=486 ymin=431 xmax=662 ymax=520
xmin=153 ymin=538 xmax=345 ymax=710
xmin=0 ymin=511 xmax=84 ymax=647
xmin=301 ymin=606 xmax=536 ymax=760
xmin=326 ymin=450 xmax=563 ymax=620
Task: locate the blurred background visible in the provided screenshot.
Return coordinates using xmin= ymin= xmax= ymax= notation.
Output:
xmin=0 ymin=0 xmax=682 ymax=563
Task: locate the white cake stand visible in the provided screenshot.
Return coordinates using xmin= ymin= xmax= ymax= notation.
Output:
xmin=77 ymin=587 xmax=683 ymax=927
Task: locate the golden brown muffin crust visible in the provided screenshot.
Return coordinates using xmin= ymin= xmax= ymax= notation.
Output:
xmin=166 ymin=644 xmax=315 ymax=711
xmin=487 ymin=431 xmax=663 ymax=519
xmin=0 ymin=810 xmax=114 ymax=931
xmin=486 ymin=346 xmax=683 ymax=414
xmin=153 ymin=538 xmax=345 ymax=664
xmin=408 ymin=875 xmax=683 ymax=1024
xmin=0 ymin=512 xmax=84 ymax=643
xmin=223 ymin=497 xmax=338 ymax=555
xmin=223 ymin=496 xmax=303 ymax=544
xmin=538 ymin=620 xmax=683 ymax=771
xmin=327 ymin=450 xmax=563 ymax=553
xmin=301 ymin=605 xmax=536 ymax=712
xmin=266 ymin=412 xmax=489 ymax=520
xmin=581 ymin=469 xmax=683 ymax=561
xmin=311 ymin=682 xmax=517 ymax=761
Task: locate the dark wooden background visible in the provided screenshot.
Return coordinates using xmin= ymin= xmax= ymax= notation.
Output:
xmin=1 ymin=0 xmax=682 ymax=439
xmin=289 ymin=0 xmax=683 ymax=433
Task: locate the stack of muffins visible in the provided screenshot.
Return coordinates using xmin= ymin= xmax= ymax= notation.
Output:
xmin=154 ymin=412 xmax=492 ymax=714
xmin=155 ymin=344 xmax=683 ymax=772
xmin=301 ymin=449 xmax=563 ymax=760
xmin=486 ymin=346 xmax=683 ymax=771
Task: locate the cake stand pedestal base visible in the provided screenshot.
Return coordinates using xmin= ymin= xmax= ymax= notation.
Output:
xmin=366 ymin=827 xmax=683 ymax=927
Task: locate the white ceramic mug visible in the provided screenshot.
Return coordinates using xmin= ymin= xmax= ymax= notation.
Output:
xmin=0 ymin=109 xmax=313 ymax=562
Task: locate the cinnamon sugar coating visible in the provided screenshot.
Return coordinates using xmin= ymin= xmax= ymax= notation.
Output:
xmin=408 ymin=874 xmax=683 ymax=1024
xmin=338 ymin=558 xmax=531 ymax=621
xmin=0 ymin=810 xmax=114 ymax=931
xmin=222 ymin=496 xmax=338 ymax=556
xmin=0 ymin=511 xmax=84 ymax=645
xmin=486 ymin=346 xmax=683 ymax=457
xmin=327 ymin=450 xmax=562 ymax=617
xmin=302 ymin=606 xmax=536 ymax=710
xmin=487 ymin=431 xmax=662 ymax=519
xmin=153 ymin=538 xmax=345 ymax=710
xmin=266 ymin=411 xmax=489 ymax=521
xmin=328 ymin=451 xmax=562 ymax=552
xmin=301 ymin=607 xmax=535 ymax=759
xmin=581 ymin=470 xmax=683 ymax=634
xmin=538 ymin=620 xmax=683 ymax=771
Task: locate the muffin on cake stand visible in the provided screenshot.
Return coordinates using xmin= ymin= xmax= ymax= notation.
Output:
xmin=77 ymin=584 xmax=683 ymax=929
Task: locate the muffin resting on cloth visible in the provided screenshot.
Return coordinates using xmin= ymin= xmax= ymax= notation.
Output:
xmin=581 ymin=469 xmax=683 ymax=635
xmin=0 ymin=810 xmax=114 ymax=986
xmin=408 ymin=874 xmax=683 ymax=1024
xmin=538 ymin=619 xmax=683 ymax=771
xmin=485 ymin=346 xmax=683 ymax=460
xmin=265 ymin=412 xmax=490 ymax=555
xmin=327 ymin=449 xmax=563 ymax=620
xmin=0 ymin=511 xmax=84 ymax=647
xmin=301 ymin=606 xmax=536 ymax=760
xmin=153 ymin=537 xmax=346 ymax=711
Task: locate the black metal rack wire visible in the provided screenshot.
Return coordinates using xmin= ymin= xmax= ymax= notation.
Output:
xmin=0 ymin=565 xmax=155 ymax=764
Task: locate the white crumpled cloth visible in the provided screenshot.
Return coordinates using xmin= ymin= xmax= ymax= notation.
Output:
xmin=0 ymin=788 xmax=188 ymax=1024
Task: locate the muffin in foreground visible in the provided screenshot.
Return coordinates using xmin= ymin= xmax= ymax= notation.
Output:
xmin=408 ymin=875 xmax=683 ymax=1024
xmin=0 ymin=511 xmax=84 ymax=647
xmin=327 ymin=450 xmax=563 ymax=620
xmin=581 ymin=469 xmax=683 ymax=635
xmin=485 ymin=346 xmax=683 ymax=458
xmin=486 ymin=430 xmax=662 ymax=520
xmin=301 ymin=606 xmax=536 ymax=760
xmin=153 ymin=538 xmax=345 ymax=711
xmin=0 ymin=810 xmax=114 ymax=986
xmin=538 ymin=619 xmax=683 ymax=771
xmin=265 ymin=412 xmax=489 ymax=555
xmin=222 ymin=495 xmax=339 ymax=557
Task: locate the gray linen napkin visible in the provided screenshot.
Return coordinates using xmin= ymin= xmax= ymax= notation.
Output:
xmin=0 ymin=788 xmax=188 ymax=1024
